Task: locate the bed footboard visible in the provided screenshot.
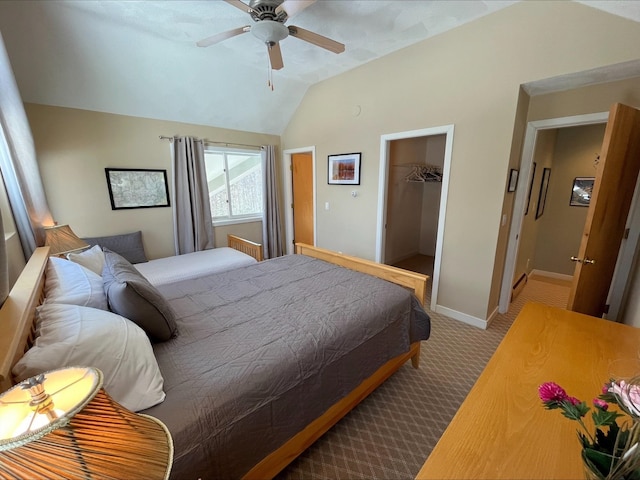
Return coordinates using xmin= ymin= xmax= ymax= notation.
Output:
xmin=294 ymin=243 xmax=428 ymax=308
xmin=228 ymin=234 xmax=263 ymax=262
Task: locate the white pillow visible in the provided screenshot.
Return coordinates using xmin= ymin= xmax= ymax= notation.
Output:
xmin=67 ymin=245 xmax=105 ymax=276
xmin=44 ymin=257 xmax=108 ymax=310
xmin=12 ymin=304 xmax=166 ymax=412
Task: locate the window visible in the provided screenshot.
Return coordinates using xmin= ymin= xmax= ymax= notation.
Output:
xmin=204 ymin=148 xmax=263 ymax=225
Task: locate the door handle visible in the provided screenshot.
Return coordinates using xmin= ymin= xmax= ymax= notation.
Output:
xmin=570 ymin=256 xmax=596 ymax=265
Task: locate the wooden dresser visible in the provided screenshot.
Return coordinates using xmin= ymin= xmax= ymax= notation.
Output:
xmin=416 ymin=302 xmax=640 ymax=480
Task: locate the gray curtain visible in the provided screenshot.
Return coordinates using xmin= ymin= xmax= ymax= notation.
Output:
xmin=171 ymin=136 xmax=214 ymax=255
xmin=0 ymin=32 xmax=53 ymax=259
xmin=261 ymin=145 xmax=284 ymax=259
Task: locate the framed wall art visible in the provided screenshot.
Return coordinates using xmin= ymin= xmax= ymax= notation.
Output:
xmin=570 ymin=177 xmax=595 ymax=207
xmin=507 ymin=169 xmax=519 ymax=192
xmin=328 ymin=152 xmax=361 ymax=185
xmin=536 ymin=167 xmax=551 ymax=220
xmin=105 ymin=168 xmax=170 ymax=210
xmin=525 ymin=162 xmax=537 ymax=215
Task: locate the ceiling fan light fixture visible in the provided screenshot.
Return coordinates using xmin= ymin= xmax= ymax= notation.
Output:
xmin=251 ymin=20 xmax=288 ymax=44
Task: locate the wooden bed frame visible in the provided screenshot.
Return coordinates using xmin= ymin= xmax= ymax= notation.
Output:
xmin=0 ymin=242 xmax=429 ymax=479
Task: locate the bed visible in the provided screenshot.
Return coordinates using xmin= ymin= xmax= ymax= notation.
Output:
xmin=73 ymin=232 xmax=263 ymax=286
xmin=0 ymin=242 xmax=430 ymax=479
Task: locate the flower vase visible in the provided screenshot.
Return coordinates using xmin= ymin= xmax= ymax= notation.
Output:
xmin=583 ymin=464 xmax=603 ymax=480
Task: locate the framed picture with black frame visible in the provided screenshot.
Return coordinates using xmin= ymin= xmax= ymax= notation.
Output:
xmin=507 ymin=169 xmax=519 ymax=193
xmin=525 ymin=162 xmax=537 ymax=215
xmin=569 ymin=177 xmax=595 ymax=207
xmin=536 ymin=167 xmax=551 ymax=220
xmin=105 ymin=168 xmax=170 ymax=210
xmin=328 ymin=152 xmax=361 ymax=185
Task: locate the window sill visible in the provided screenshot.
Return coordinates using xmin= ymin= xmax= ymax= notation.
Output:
xmin=212 ymin=217 xmax=263 ymax=227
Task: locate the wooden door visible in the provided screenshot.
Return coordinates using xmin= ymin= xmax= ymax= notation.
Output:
xmin=568 ymin=103 xmax=640 ymax=317
xmin=292 ymin=152 xmax=314 ymax=246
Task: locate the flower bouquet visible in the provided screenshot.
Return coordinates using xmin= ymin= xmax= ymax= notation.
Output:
xmin=538 ymin=379 xmax=640 ymax=480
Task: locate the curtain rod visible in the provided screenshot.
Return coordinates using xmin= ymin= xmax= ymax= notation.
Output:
xmin=159 ymin=135 xmax=262 ymax=149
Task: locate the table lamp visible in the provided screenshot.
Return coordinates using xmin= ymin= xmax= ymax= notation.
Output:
xmin=0 ymin=366 xmax=173 ymax=479
xmin=43 ymin=225 xmax=89 ymax=256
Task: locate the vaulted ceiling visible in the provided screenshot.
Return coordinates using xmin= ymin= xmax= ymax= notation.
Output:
xmin=0 ymin=0 xmax=639 ymax=135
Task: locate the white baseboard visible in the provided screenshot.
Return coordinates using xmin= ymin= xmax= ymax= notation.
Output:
xmin=530 ymin=269 xmax=573 ymax=282
xmin=434 ymin=305 xmax=488 ymax=330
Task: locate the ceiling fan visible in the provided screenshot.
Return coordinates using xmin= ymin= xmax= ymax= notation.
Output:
xmin=196 ymin=0 xmax=345 ymax=71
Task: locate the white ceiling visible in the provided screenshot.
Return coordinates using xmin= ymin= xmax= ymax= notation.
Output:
xmin=0 ymin=0 xmax=639 ymax=136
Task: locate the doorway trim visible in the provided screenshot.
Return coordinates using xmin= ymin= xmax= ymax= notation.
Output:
xmin=283 ymin=146 xmax=316 ymax=255
xmin=376 ymin=125 xmax=454 ymax=312
xmin=498 ymin=112 xmax=609 ymax=313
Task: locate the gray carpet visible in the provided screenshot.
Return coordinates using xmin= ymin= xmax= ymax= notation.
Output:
xmin=276 ymin=277 xmax=570 ymax=479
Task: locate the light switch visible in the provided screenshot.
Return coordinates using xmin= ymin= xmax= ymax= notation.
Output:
xmin=325 ymin=202 xmax=330 ymax=210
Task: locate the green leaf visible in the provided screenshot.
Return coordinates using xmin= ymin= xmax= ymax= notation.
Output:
xmin=561 ymin=401 xmax=589 ymax=420
xmin=592 ymin=410 xmax=623 ymax=428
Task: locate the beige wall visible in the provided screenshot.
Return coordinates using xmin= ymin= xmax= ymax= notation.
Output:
xmin=25 ymin=104 xmax=279 ymax=260
xmin=282 ymin=1 xmax=640 ymax=320
xmin=533 ymin=124 xmax=606 ymax=275
xmin=514 ymin=129 xmax=556 ymax=283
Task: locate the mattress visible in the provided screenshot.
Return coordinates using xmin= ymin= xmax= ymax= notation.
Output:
xmin=134 ymin=247 xmax=256 ymax=287
xmin=143 ymin=254 xmax=431 ymax=479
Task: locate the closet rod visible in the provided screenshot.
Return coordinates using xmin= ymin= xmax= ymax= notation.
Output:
xmin=159 ymin=135 xmax=261 ymax=149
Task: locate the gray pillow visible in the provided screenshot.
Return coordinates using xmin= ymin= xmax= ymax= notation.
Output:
xmin=83 ymin=231 xmax=148 ymax=264
xmin=102 ymin=248 xmax=177 ymax=342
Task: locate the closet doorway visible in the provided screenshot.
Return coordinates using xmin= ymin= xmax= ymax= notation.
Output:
xmin=376 ymin=126 xmax=454 ymax=311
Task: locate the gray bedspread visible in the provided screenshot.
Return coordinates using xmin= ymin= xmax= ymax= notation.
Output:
xmin=143 ymin=254 xmax=430 ymax=479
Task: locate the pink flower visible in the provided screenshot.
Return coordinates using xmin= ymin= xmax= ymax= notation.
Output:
xmin=593 ymin=398 xmax=608 ymax=410
xmin=568 ymin=396 xmax=581 ymax=406
xmin=610 ymin=380 xmax=640 ymax=417
xmin=539 ymin=382 xmax=568 ymax=403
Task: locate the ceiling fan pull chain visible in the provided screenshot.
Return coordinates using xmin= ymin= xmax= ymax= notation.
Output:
xmin=267 ymin=54 xmax=274 ymax=91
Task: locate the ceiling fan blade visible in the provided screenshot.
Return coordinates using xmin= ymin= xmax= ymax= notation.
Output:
xmin=268 ymin=42 xmax=284 ymax=70
xmin=224 ymin=0 xmax=253 ymax=13
xmin=196 ymin=26 xmax=250 ymax=47
xmin=288 ymin=25 xmax=345 ymax=54
xmin=275 ymin=0 xmax=316 ymax=18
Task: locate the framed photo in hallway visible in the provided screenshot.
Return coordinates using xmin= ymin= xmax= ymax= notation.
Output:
xmin=328 ymin=153 xmax=361 ymax=185
xmin=536 ymin=167 xmax=551 ymax=220
xmin=105 ymin=168 xmax=170 ymax=210
xmin=525 ymin=162 xmax=537 ymax=215
xmin=570 ymin=177 xmax=594 ymax=207
xmin=507 ymin=168 xmax=519 ymax=192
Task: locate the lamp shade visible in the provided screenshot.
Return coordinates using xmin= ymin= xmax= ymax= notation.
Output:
xmin=0 ymin=366 xmax=173 ymax=480
xmin=43 ymin=225 xmax=89 ymax=256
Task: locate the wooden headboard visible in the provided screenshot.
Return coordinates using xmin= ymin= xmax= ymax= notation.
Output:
xmin=227 ymin=234 xmax=263 ymax=262
xmin=0 ymin=246 xmax=49 ymax=392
